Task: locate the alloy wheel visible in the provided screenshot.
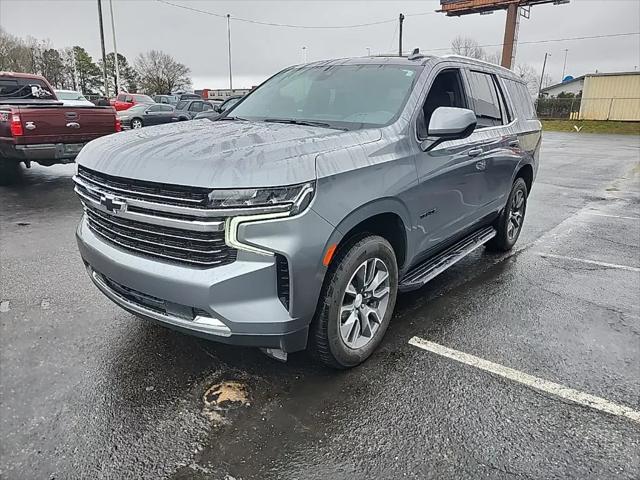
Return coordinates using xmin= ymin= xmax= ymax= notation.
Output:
xmin=339 ymin=258 xmax=391 ymax=349
xmin=507 ymin=188 xmax=525 ymax=240
xmin=132 ymin=120 xmax=142 ymax=129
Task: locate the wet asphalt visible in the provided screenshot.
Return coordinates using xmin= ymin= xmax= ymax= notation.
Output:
xmin=1 ymin=132 xmax=639 ymax=479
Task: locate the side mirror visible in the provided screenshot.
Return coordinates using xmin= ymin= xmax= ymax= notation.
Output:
xmin=428 ymin=107 xmax=477 ymax=140
xmin=213 ymin=104 xmax=222 ymax=113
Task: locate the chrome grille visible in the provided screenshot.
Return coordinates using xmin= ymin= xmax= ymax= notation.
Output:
xmin=74 ymin=167 xmax=237 ymax=267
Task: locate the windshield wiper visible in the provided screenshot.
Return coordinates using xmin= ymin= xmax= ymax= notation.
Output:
xmin=264 ymin=118 xmax=346 ymax=130
xmin=217 ymin=116 xmax=250 ymax=121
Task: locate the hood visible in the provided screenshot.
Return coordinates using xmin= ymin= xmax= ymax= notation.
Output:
xmin=76 ymin=119 xmax=381 ymax=188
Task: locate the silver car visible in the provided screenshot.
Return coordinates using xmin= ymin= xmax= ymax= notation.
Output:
xmin=74 ymin=54 xmax=541 ymax=368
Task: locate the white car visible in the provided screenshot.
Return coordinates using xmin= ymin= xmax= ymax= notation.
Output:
xmin=54 ymin=90 xmax=94 ymax=107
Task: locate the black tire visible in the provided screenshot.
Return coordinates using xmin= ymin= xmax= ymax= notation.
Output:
xmin=0 ymin=159 xmax=21 ymax=186
xmin=309 ymin=235 xmax=398 ymax=369
xmin=486 ymin=177 xmax=528 ymax=252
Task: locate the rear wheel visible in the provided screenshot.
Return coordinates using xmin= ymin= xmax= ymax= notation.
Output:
xmin=486 ymin=177 xmax=528 ymax=252
xmin=0 ymin=159 xmax=21 ymax=186
xmin=131 ymin=118 xmax=143 ymax=129
xmin=309 ymin=235 xmax=398 ymax=369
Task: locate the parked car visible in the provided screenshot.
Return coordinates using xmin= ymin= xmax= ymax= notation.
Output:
xmin=174 ymin=99 xmax=215 ymax=119
xmin=110 ymin=93 xmax=155 ymax=111
xmin=175 ymin=93 xmax=201 ymax=101
xmin=118 ymin=104 xmax=180 ymax=129
xmin=153 ymin=94 xmax=179 ymax=106
xmin=73 ymin=54 xmax=540 ymax=368
xmin=0 ymin=71 xmax=119 ymax=183
xmin=54 ymin=89 xmax=94 ymax=107
xmin=193 ymin=95 xmax=243 ymax=120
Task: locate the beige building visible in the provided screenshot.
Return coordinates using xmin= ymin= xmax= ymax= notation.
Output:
xmin=578 ymin=72 xmax=640 ymax=121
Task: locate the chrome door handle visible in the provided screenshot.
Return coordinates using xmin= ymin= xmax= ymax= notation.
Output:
xmin=468 ymin=148 xmax=483 ymax=157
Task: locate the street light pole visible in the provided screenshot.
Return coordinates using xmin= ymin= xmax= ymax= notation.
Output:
xmin=366 ymin=47 xmax=371 ymax=56
xmin=538 ymin=52 xmax=550 ymax=98
xmin=227 ymin=14 xmax=233 ymax=90
xmin=398 ymin=13 xmax=405 ymax=56
xmin=97 ymin=0 xmax=109 ymax=97
xmin=561 ymin=49 xmax=569 ymax=81
xmin=108 ymin=0 xmax=120 ymax=93
xmin=302 ymin=46 xmax=307 ymax=63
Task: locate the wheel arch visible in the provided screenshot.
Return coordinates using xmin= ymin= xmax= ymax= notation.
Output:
xmin=324 ymin=198 xmax=411 ymax=270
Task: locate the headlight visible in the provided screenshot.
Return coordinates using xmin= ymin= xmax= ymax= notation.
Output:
xmin=207 ymin=182 xmax=315 ymax=215
xmin=222 ymin=182 xmax=315 ymax=256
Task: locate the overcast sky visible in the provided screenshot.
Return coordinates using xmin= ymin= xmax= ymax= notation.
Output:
xmin=1 ymin=0 xmax=639 ymax=89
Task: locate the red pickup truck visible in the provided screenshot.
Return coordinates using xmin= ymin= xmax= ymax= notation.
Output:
xmin=110 ymin=92 xmax=155 ymax=111
xmin=0 ymin=72 xmax=120 ymax=183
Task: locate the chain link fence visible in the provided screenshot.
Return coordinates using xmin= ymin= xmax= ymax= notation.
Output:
xmin=536 ymin=97 xmax=640 ymax=121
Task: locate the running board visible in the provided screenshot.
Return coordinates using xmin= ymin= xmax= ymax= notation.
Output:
xmin=399 ymin=226 xmax=496 ymax=292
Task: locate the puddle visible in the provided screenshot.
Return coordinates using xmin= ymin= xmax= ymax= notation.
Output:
xmin=202 ymin=380 xmax=250 ymax=424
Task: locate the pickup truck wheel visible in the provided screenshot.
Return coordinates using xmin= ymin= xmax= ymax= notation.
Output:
xmin=131 ymin=119 xmax=143 ymax=129
xmin=486 ymin=177 xmax=528 ymax=252
xmin=0 ymin=159 xmax=21 ymax=186
xmin=309 ymin=235 xmax=398 ymax=369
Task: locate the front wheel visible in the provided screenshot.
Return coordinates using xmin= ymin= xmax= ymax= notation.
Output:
xmin=131 ymin=118 xmax=143 ymax=129
xmin=486 ymin=177 xmax=528 ymax=252
xmin=309 ymin=235 xmax=398 ymax=369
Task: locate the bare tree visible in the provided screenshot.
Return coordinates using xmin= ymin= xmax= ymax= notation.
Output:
xmin=135 ymin=50 xmax=191 ymax=94
xmin=451 ymin=36 xmax=485 ymax=60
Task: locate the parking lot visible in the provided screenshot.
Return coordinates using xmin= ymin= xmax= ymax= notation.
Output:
xmin=1 ymin=132 xmax=639 ymax=479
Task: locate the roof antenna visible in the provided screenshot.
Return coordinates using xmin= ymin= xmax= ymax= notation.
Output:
xmin=408 ymin=48 xmax=422 ymax=60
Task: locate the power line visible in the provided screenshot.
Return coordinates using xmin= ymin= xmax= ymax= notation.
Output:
xmin=156 ymin=0 xmax=435 ymax=29
xmin=418 ymin=31 xmax=640 ymax=53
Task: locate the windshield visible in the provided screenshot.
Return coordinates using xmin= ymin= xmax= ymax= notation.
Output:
xmin=229 ymin=64 xmax=420 ymax=129
xmin=133 ymin=94 xmax=154 ymax=103
xmin=176 ymin=100 xmax=188 ymax=110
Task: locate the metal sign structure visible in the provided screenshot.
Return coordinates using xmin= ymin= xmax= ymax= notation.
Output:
xmin=438 ymin=0 xmax=570 ymax=69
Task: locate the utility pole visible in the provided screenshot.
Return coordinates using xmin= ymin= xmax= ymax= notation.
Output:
xmin=227 ymin=14 xmax=233 ymax=90
xmin=538 ymin=52 xmax=550 ymax=98
xmin=97 ymin=0 xmax=109 ymax=97
xmin=108 ymin=0 xmax=120 ymax=93
xmin=561 ymin=48 xmax=569 ymax=80
xmin=398 ymin=13 xmax=404 ymax=57
xmin=500 ymin=3 xmax=519 ymax=69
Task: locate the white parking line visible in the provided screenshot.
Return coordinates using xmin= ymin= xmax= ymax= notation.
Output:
xmin=583 ymin=211 xmax=640 ymax=221
xmin=538 ymin=253 xmax=640 ymax=273
xmin=408 ymin=336 xmax=640 ymax=424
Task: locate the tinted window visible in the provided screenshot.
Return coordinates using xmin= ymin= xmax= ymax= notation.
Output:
xmin=503 ymin=79 xmax=536 ymax=120
xmin=189 ymin=102 xmax=204 ymax=112
xmin=160 ymin=105 xmax=174 ymax=112
xmin=466 ymin=71 xmax=504 ymax=128
xmin=147 ymin=105 xmax=163 ymax=112
xmin=230 ymin=64 xmax=420 ymax=129
xmin=420 ymin=69 xmax=467 ymax=138
xmin=176 ymin=101 xmax=188 ymax=110
xmin=0 ymin=77 xmax=53 ymax=98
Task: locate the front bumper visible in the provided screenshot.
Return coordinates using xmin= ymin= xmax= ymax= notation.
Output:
xmin=76 ymin=206 xmax=335 ymax=352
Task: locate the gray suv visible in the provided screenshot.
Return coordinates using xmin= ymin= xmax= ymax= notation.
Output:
xmin=74 ymin=54 xmax=541 ymax=368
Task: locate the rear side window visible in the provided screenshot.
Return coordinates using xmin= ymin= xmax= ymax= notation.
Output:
xmin=160 ymin=105 xmax=174 ymax=112
xmin=176 ymin=101 xmax=188 ymax=110
xmin=147 ymin=105 xmax=162 ymax=112
xmin=466 ymin=70 xmax=506 ymax=128
xmin=189 ymin=102 xmax=204 ymax=112
xmin=503 ymin=79 xmax=536 ymax=120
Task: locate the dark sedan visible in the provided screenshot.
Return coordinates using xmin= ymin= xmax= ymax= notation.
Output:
xmin=117 ymin=104 xmax=184 ymax=129
xmin=174 ymin=99 xmax=216 ymax=120
xmin=193 ymin=95 xmax=243 ymax=120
